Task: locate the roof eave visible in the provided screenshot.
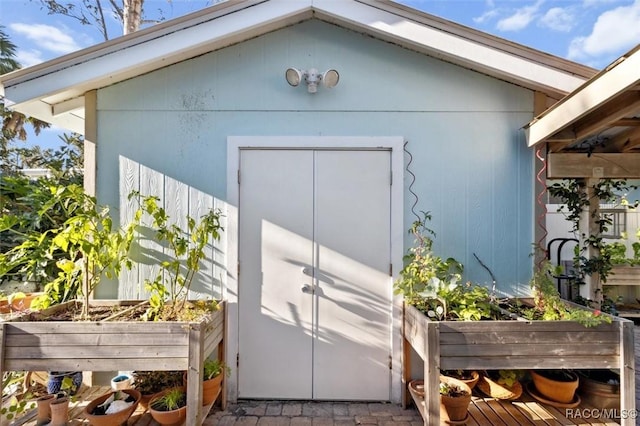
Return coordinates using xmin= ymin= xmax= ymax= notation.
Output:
xmin=525 ymin=44 xmax=640 ymax=148
xmin=1 ymin=0 xmax=595 ymax=133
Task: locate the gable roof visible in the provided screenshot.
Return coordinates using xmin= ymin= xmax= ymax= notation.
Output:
xmin=0 ymin=0 xmax=596 ymax=134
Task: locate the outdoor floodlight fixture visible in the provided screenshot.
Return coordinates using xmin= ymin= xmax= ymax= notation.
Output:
xmin=285 ymin=68 xmax=340 ymax=93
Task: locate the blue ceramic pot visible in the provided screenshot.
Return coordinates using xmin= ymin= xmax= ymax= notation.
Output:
xmin=47 ymin=371 xmax=83 ymax=395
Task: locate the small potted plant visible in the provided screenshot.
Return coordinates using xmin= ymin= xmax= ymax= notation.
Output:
xmin=439 ymin=376 xmax=471 ymax=422
xmin=183 ymin=359 xmax=230 ymax=406
xmin=440 ymin=369 xmax=480 ymax=390
xmin=84 ymin=389 xmax=141 ymax=426
xmin=132 ymin=371 xmax=184 ymax=409
xmin=577 ymin=369 xmax=620 ymax=410
xmin=149 ymin=387 xmax=187 ymax=426
xmin=529 ymin=369 xmax=579 ymax=404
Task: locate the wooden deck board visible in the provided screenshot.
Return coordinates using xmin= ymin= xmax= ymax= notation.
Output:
xmin=407 ymin=384 xmax=622 ymax=426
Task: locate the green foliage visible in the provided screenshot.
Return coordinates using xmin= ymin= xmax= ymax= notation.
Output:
xmin=1 ymin=184 xmax=140 ymax=318
xmin=1 ymin=133 xmax=84 ymax=290
xmin=394 ymin=211 xmax=463 ymax=307
xmin=133 ymin=193 xmax=223 ymax=321
xmin=439 ymin=382 xmax=467 ymax=397
xmin=151 ymin=388 xmax=186 ymax=411
xmin=493 ymin=370 xmax=524 ymax=388
xmin=1 ymin=372 xmax=36 ymax=422
xmin=526 ymin=262 xmax=612 ymax=327
xmin=203 ymin=359 xmax=230 ymax=381
xmin=132 ymin=371 xmax=183 ymax=396
xmin=547 ymin=179 xmax=639 ymax=288
xmin=602 ymin=234 xmax=640 ymax=266
xmin=394 ymin=211 xmax=497 ymax=321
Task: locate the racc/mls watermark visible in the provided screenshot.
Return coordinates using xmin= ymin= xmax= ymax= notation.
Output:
xmin=566 ymin=408 xmax=638 ymax=420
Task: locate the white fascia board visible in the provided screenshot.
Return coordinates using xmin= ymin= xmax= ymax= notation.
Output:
xmin=15 ymin=100 xmax=85 ymax=134
xmin=314 ymin=0 xmax=585 ymax=94
xmin=2 ymin=0 xmax=313 ymax=106
xmin=525 ymin=49 xmax=640 ymax=147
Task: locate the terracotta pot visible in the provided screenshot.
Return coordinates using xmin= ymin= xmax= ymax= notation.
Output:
xmin=530 ymin=370 xmax=579 ymax=404
xmin=439 ymin=375 xmax=471 ymax=422
xmin=84 ymin=388 xmax=141 ymax=426
xmin=148 ymin=388 xmax=187 ymax=426
xmin=441 ymin=370 xmax=480 ymax=390
xmin=35 ymin=394 xmax=55 ymax=425
xmin=477 ymin=373 xmax=523 ymax=400
xmin=49 ymin=397 xmax=69 ymax=426
xmin=183 ymin=371 xmax=224 ymax=406
xmin=138 ymin=392 xmax=158 ymax=410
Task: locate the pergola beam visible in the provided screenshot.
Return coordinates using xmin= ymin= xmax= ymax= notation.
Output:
xmin=547 ymin=153 xmax=640 ymax=178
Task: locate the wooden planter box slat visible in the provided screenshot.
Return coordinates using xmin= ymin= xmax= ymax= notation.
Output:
xmin=606 ymin=265 xmax=640 ymax=286
xmin=440 ymin=355 xmax=620 ymax=370
xmin=440 ymin=342 xmax=619 ymax=357
xmin=0 ymin=300 xmax=226 ymax=426
xmin=403 ymin=303 xmax=635 ymax=426
xmin=440 ymin=330 xmax=619 ymax=344
xmin=5 ymin=345 xmax=189 ymax=359
xmin=6 ymin=332 xmax=190 ymax=346
xmin=6 ymin=357 xmax=188 ymax=371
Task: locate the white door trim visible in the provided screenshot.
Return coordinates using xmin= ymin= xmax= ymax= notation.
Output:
xmin=225 ymin=136 xmax=404 ymax=403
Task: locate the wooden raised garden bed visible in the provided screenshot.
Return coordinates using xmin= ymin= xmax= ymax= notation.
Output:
xmin=0 ymin=300 xmax=226 ymax=425
xmin=402 ymin=302 xmax=635 ymax=426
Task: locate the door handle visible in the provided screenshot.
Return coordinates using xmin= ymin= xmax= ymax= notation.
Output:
xmin=301 ymin=284 xmax=314 ymax=294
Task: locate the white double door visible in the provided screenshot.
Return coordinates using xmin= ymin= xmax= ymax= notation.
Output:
xmin=238 ymin=149 xmax=391 ymax=400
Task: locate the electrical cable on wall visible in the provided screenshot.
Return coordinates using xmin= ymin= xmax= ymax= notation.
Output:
xmin=403 ymin=140 xmax=421 ymax=224
xmin=535 ymin=147 xmax=549 ymax=268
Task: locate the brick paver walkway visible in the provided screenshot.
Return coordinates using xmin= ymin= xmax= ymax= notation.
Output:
xmin=204 ymin=401 xmax=422 ymax=425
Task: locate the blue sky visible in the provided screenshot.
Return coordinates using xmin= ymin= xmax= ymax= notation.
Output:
xmin=2 ymin=0 xmax=640 ymax=149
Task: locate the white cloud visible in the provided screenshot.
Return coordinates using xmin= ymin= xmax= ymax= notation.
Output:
xmin=473 ymin=9 xmax=499 ymax=24
xmin=15 ymin=49 xmax=45 ymax=68
xmin=539 ymin=7 xmax=575 ymax=32
xmin=583 ymin=0 xmax=620 ymax=7
xmin=9 ymin=23 xmax=82 ymax=55
xmin=497 ymin=0 xmax=544 ymax=32
xmin=568 ymin=0 xmax=640 ymax=61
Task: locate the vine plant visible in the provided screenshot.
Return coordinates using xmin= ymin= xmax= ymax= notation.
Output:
xmin=548 ymin=178 xmax=638 ymax=305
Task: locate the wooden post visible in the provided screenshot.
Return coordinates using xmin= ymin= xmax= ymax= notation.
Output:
xmin=423 ymin=322 xmax=440 ymax=426
xmin=187 ymin=322 xmax=205 ymax=425
xmin=580 ymin=178 xmax=603 ymax=307
xmin=218 ymin=310 xmax=227 ymax=410
xmin=619 ymin=320 xmax=636 ymax=426
xmin=0 ymin=323 xmax=5 ymax=396
xmin=401 ymin=303 xmax=410 ymax=409
xmin=402 ymin=337 xmax=412 ymax=409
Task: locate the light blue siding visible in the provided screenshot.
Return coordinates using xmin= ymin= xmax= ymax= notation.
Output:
xmin=96 ymin=19 xmax=535 ymax=298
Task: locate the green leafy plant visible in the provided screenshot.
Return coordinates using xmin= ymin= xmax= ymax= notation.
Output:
xmin=203 ymin=359 xmax=230 ymax=381
xmin=151 ymin=388 xmax=186 ymax=412
xmin=132 ymin=371 xmax=184 ymax=396
xmin=1 ymin=372 xmax=36 ymax=422
xmin=394 ymin=211 xmax=463 ymax=307
xmin=134 ymin=193 xmax=223 ymax=321
xmin=548 ymin=179 xmax=639 ymax=305
xmin=525 ymin=261 xmax=612 ymax=327
xmin=493 ymin=370 xmax=524 ymax=388
xmin=1 ymin=184 xmax=141 ymax=318
xmin=439 ymin=382 xmax=467 ymax=397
